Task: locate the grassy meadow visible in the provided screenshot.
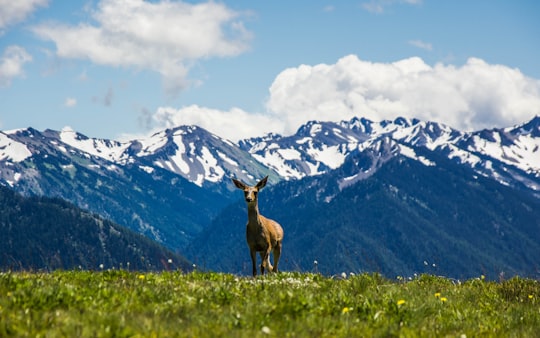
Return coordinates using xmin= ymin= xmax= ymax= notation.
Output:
xmin=0 ymin=270 xmax=538 ymax=337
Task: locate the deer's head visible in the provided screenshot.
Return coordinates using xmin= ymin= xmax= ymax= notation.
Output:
xmin=232 ymin=176 xmax=268 ymax=204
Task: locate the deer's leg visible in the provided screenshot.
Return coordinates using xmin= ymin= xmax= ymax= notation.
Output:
xmin=260 ymin=249 xmax=273 ymax=275
xmin=250 ymin=249 xmax=257 ymax=277
xmin=272 ymin=241 xmax=282 ymax=273
xmin=259 ymin=251 xmax=266 ymax=275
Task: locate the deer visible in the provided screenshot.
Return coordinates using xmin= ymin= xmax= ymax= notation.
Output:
xmin=232 ymin=176 xmax=283 ymax=276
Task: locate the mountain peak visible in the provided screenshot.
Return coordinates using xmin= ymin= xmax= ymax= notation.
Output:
xmin=61 ymin=125 xmax=77 ymax=134
xmin=2 ymin=115 xmax=539 ymax=196
xmin=295 ymin=120 xmax=326 ymax=137
xmin=508 ymin=115 xmax=540 ymax=137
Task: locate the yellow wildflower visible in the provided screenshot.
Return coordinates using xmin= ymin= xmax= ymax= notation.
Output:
xmin=434 ymin=292 xmax=441 ymax=298
xmin=138 ymin=274 xmax=145 ymax=280
xmin=440 ymin=297 xmax=448 ymax=302
xmin=397 ymin=299 xmax=406 ymax=306
xmin=342 ymin=307 xmax=350 ymax=314
xmin=528 ymin=295 xmax=533 ymax=299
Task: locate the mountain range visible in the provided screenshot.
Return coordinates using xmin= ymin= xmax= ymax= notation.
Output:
xmin=1 ymin=115 xmax=539 ymax=278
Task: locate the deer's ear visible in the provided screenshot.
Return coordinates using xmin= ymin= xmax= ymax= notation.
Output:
xmin=232 ymin=178 xmax=247 ymax=190
xmin=256 ymin=176 xmax=268 ymax=189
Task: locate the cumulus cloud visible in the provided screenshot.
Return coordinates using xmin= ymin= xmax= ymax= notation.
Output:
xmin=266 ymin=55 xmax=540 ymax=134
xmin=149 ymin=105 xmax=282 ymax=142
xmin=0 ymin=0 xmax=48 ymax=33
xmin=141 ymin=55 xmax=540 ymax=141
xmin=0 ymin=45 xmax=32 ymax=87
xmin=31 ymin=0 xmax=252 ymax=96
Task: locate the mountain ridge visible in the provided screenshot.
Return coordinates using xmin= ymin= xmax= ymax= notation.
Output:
xmin=3 ymin=115 xmax=539 ymax=193
xmin=0 ymin=184 xmax=191 ymax=271
xmin=1 ymin=115 xmax=539 ymax=273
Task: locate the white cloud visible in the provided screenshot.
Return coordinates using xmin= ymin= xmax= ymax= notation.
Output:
xmin=141 ymin=55 xmax=540 ymax=142
xmin=0 ymin=0 xmax=48 ymax=33
xmin=0 ymin=45 xmax=32 ymax=87
xmin=64 ymin=97 xmax=77 ymax=107
xmin=31 ymin=0 xmax=252 ymax=96
xmin=150 ymin=105 xmax=282 ymax=142
xmin=408 ymin=39 xmax=432 ymax=51
xmin=265 ymin=55 xmax=540 ymax=134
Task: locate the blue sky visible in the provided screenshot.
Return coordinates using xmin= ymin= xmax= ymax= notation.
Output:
xmin=1 ymin=0 xmax=539 ymax=141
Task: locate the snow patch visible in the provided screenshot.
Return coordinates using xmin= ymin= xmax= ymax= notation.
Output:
xmin=60 ymin=126 xmax=129 ymax=162
xmin=296 ymin=137 xmax=311 ymax=145
xmin=137 ymin=131 xmax=168 ymax=156
xmin=167 ymin=134 xmax=190 ymax=174
xmin=343 ymin=174 xmax=358 ymax=181
xmin=199 ymin=146 xmax=225 ymax=183
xmin=139 ymin=165 xmax=155 ymax=174
xmin=310 ymin=123 xmax=322 ymax=136
xmin=399 ymin=145 xmax=435 ymax=166
xmin=217 ymin=151 xmax=239 ymax=166
xmin=252 ymin=152 xmax=304 ymax=179
xmin=307 ymin=145 xmax=346 ymax=169
xmin=277 ymin=148 xmax=302 ymax=161
xmin=0 ymin=133 xmax=32 ymax=162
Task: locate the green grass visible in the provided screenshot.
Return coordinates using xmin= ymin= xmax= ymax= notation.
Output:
xmin=0 ymin=271 xmax=538 ymax=337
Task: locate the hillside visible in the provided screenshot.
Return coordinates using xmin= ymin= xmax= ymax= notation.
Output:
xmin=0 ymin=185 xmax=191 ymax=271
xmin=188 ymin=154 xmax=540 ymax=280
xmin=1 ymin=128 xmax=228 ymax=249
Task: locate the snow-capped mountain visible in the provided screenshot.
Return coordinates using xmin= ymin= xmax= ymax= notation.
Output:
xmin=126 ymin=125 xmax=274 ymax=189
xmin=2 ymin=115 xmax=539 ymax=197
xmin=238 ymin=120 xmax=369 ymax=179
xmin=2 ymin=115 xmax=540 ymax=276
xmin=0 ymin=127 xmax=232 ymax=249
xmin=238 ymin=116 xmax=539 ymax=197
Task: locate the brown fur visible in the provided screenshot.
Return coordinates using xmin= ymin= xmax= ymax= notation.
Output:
xmin=232 ymin=176 xmax=284 ymax=276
